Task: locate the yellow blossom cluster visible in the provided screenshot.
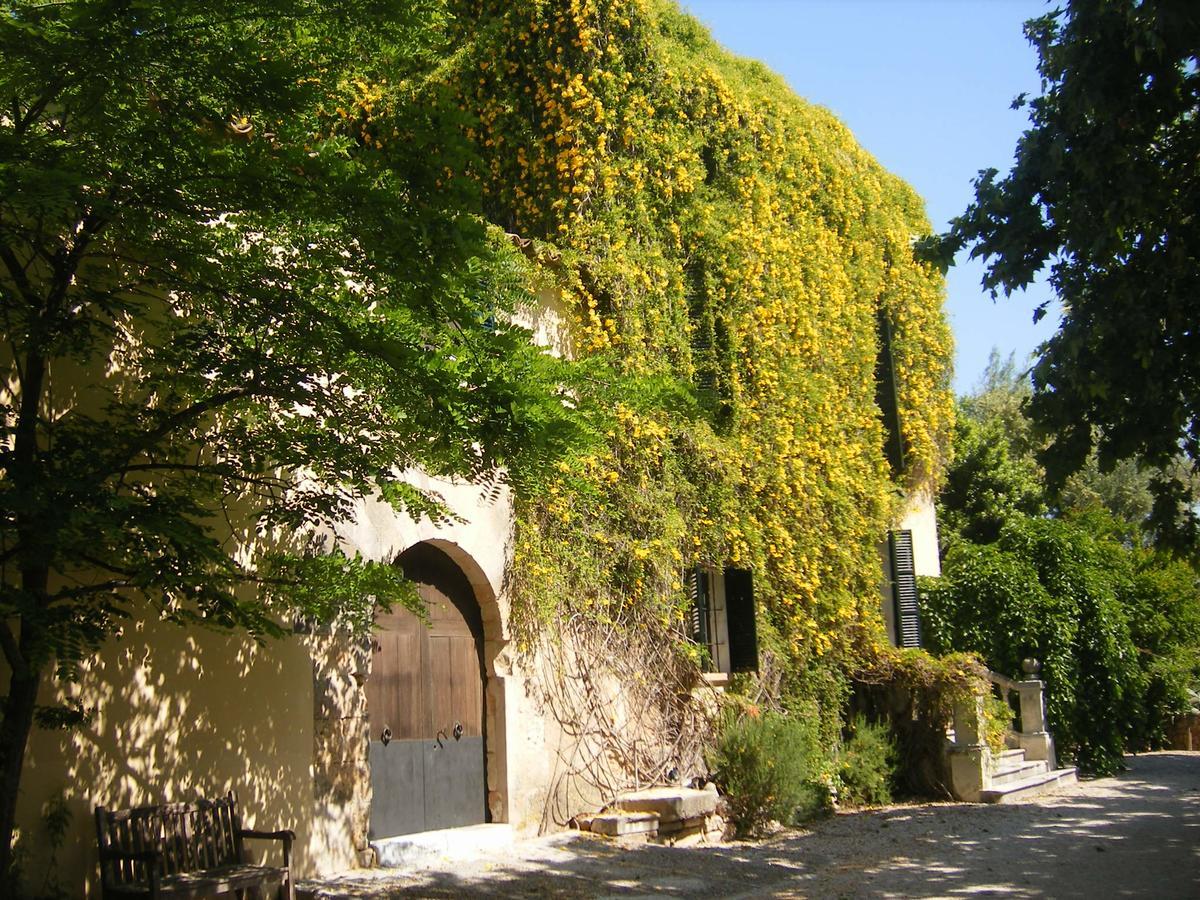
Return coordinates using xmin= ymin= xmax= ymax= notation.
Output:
xmin=429 ymin=0 xmax=955 ymax=668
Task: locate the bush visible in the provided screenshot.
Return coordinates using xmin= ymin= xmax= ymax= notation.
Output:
xmin=923 ymin=515 xmax=1141 ymax=774
xmin=982 ymin=692 xmax=1014 ymax=755
xmin=836 ymin=716 xmax=897 ymax=807
xmin=708 ymin=709 xmax=828 ymax=835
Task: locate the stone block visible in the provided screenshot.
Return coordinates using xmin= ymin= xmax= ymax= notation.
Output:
xmin=589 ymin=812 xmax=660 ymax=836
xmin=614 ymin=787 xmax=717 ymax=822
xmin=656 ymin=814 xmax=707 ymax=835
xmin=948 ymin=745 xmax=987 ymax=802
xmin=653 ymin=822 xmax=707 ymax=846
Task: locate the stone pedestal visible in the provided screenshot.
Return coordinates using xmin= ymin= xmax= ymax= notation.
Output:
xmin=948 ymin=744 xmax=987 ymax=802
xmin=1017 ymin=731 xmax=1056 ymax=770
xmin=1016 ymin=680 xmax=1048 ymax=732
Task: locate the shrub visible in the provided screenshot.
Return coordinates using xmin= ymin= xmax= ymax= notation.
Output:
xmin=708 ymin=709 xmax=828 ymax=835
xmin=836 ymin=716 xmax=897 ymax=807
xmin=982 ymin=692 xmax=1014 ymax=755
xmin=923 ymin=515 xmax=1141 ymax=774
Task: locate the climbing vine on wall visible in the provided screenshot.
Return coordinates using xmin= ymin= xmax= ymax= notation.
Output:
xmin=343 ymin=0 xmax=954 ymax=677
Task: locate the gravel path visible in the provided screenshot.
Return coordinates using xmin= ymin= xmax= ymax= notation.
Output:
xmin=302 ymin=752 xmax=1200 ymax=899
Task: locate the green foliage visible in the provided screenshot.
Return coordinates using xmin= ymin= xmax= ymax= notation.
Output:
xmin=707 ymin=709 xmax=829 ymax=834
xmin=982 ymin=692 xmax=1014 ymax=756
xmin=923 ymin=515 xmax=1145 ymax=774
xmin=922 ymin=0 xmax=1200 ymax=544
xmin=1118 ymin=546 xmax=1200 ymax=747
xmin=938 ymin=414 xmax=1047 ymax=547
xmin=433 ymin=0 xmax=955 ymax=677
xmin=0 ymin=0 xmax=593 ymax=664
xmin=836 ymin=715 xmax=897 ymax=807
xmin=934 ymin=348 xmax=1200 ymax=768
xmin=852 ymin=646 xmax=988 ymax=797
xmin=0 ymin=0 xmax=596 ymax=878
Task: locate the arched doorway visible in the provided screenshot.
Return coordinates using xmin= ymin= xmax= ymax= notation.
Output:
xmin=366 ymin=541 xmax=488 ymax=838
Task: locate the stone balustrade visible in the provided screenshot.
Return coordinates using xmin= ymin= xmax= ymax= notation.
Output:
xmin=947 ymin=671 xmax=1057 ymax=801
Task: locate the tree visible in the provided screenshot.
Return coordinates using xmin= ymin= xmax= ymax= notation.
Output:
xmin=920 ymin=0 xmax=1200 ymax=538
xmin=943 ymin=350 xmax=1200 ymax=553
xmin=0 ymin=0 xmax=587 ymax=884
xmin=931 ymin=356 xmax=1200 ymax=774
xmin=939 ymin=352 xmax=1047 ymax=547
xmin=924 ymin=515 xmax=1142 ymax=775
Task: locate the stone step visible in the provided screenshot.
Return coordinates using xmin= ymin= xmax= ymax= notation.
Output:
xmin=990 ymin=758 xmax=1049 ymax=786
xmin=613 ymin=787 xmax=717 ymax=822
xmin=588 ymin=811 xmax=660 ymax=837
xmin=979 ymin=767 xmax=1078 ymax=804
xmin=994 ymin=748 xmax=1027 ymax=766
xmin=371 ymin=823 xmax=514 ymax=868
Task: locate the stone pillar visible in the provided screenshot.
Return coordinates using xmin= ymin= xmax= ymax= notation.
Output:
xmin=1015 ymin=680 xmax=1056 ymax=769
xmin=1016 ymin=680 xmax=1047 ymax=732
xmin=948 ymin=692 xmax=989 ymax=801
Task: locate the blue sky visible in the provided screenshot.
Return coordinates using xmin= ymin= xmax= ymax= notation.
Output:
xmin=679 ymin=0 xmax=1060 ymax=395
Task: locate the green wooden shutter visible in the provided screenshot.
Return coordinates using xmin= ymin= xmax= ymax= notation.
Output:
xmin=889 ymin=530 xmax=922 ymax=648
xmin=689 ymin=566 xmax=710 ymax=648
xmin=723 ymin=567 xmax=758 ymax=673
xmin=876 ymin=307 xmax=906 ymax=475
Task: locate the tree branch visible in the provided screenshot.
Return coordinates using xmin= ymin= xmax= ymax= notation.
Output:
xmin=48 ymin=581 xmax=130 ymax=603
xmin=119 ymin=461 xmax=288 ymax=490
xmin=0 ymin=245 xmax=42 ymax=309
xmin=0 ymin=620 xmax=24 ymax=677
xmin=119 ymin=386 xmax=255 ymax=467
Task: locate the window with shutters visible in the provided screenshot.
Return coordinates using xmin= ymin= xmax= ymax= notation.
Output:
xmin=688 ymin=565 xmax=759 ymax=680
xmin=888 ymin=530 xmax=922 ymax=648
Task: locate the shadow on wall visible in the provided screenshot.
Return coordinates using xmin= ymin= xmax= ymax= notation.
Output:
xmin=12 ymin=613 xmax=316 ymax=897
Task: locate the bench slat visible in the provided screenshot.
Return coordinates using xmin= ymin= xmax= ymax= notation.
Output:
xmin=96 ymin=794 xmax=291 ymax=899
xmin=101 ymin=863 xmax=286 ymax=898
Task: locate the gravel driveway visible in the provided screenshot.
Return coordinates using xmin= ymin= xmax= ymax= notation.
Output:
xmin=302 ymin=751 xmax=1200 ymax=899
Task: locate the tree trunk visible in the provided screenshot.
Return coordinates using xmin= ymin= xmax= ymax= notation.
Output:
xmin=0 ymin=649 xmax=45 ymax=898
xmin=2 ymin=338 xmax=50 ymax=896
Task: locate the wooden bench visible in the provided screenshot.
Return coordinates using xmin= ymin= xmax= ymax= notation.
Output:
xmin=94 ymin=792 xmax=295 ymax=899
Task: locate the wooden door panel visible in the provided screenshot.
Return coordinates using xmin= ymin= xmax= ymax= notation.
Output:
xmin=366 ymin=620 xmax=427 ymax=740
xmin=427 ymin=635 xmax=483 ymax=738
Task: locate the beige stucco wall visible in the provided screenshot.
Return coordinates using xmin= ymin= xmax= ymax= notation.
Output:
xmin=899 ymin=490 xmax=942 ymax=579
xmin=10 ymin=618 xmax=318 ymax=896
xmin=7 ymin=284 xmax=693 ymax=890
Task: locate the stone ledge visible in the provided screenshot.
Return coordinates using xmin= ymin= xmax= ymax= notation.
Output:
xmin=371 ymin=823 xmax=514 ymax=868
xmin=589 ymin=812 xmax=660 ymax=836
xmin=614 ymin=787 xmax=717 ymax=822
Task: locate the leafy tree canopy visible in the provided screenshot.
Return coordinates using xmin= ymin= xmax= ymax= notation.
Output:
xmin=920 ymin=0 xmax=1200 ymax=528
xmin=0 ymin=0 xmax=593 ymax=881
xmin=943 ymin=350 xmax=1200 ymax=553
xmin=933 ymin=352 xmax=1200 ymax=774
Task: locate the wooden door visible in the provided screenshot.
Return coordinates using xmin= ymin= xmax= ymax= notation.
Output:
xmin=366 ymin=543 xmax=487 ymax=838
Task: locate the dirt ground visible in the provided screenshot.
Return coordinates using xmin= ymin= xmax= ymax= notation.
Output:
xmin=300 ymin=752 xmax=1200 ymax=899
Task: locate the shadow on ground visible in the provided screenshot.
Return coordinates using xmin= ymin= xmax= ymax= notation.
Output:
xmin=300 ymin=752 xmax=1200 ymax=899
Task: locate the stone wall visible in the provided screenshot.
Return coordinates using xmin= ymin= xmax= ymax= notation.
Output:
xmin=1167 ymin=714 xmax=1200 ymax=751
xmin=309 ymin=632 xmax=374 ymax=869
